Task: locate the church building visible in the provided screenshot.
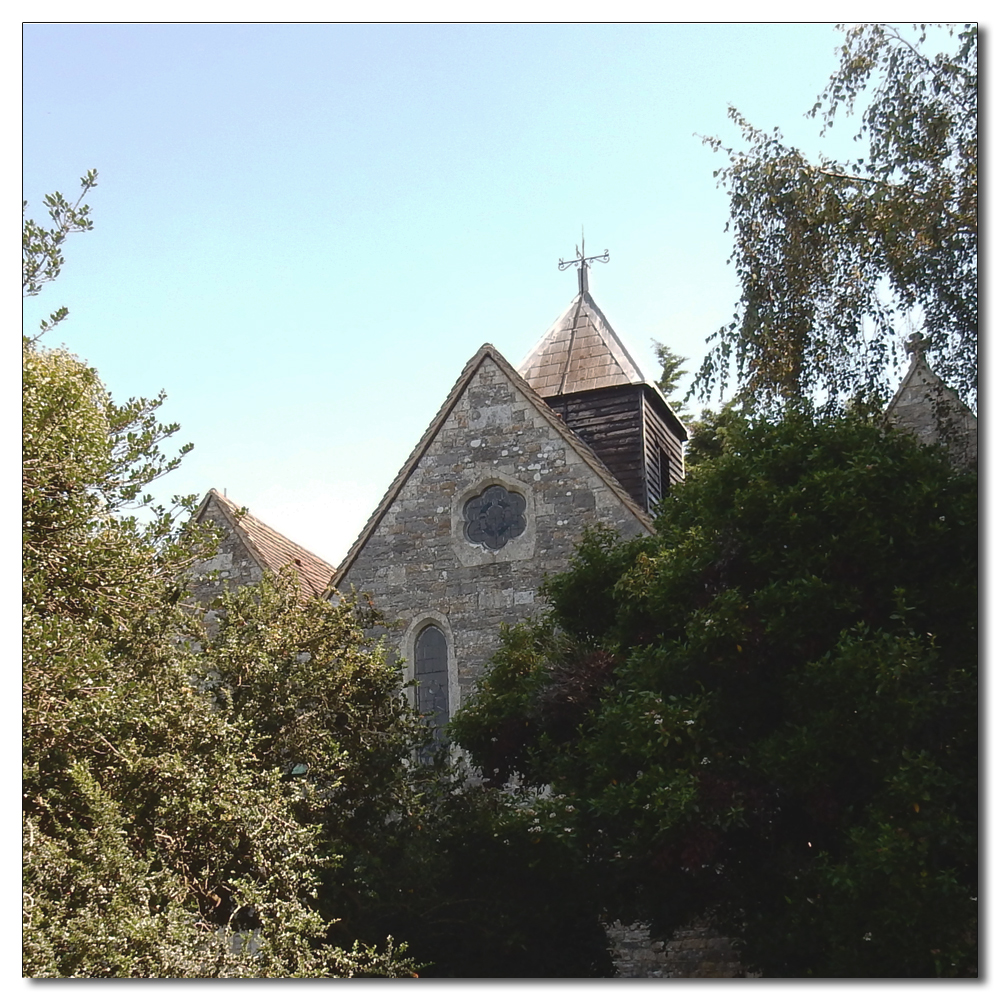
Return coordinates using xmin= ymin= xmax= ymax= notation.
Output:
xmin=189 ymin=254 xmax=975 ymax=747
xmin=331 ymin=254 xmax=687 ymax=735
xmin=185 ymin=254 xmax=974 ymax=979
xmin=883 ymin=334 xmax=978 ymax=470
xmin=188 ymin=488 xmax=336 ymax=631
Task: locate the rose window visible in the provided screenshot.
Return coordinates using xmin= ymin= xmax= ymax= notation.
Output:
xmin=463 ymin=485 xmax=527 ymax=550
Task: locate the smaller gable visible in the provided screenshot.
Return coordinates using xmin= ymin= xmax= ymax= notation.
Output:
xmin=191 ymin=489 xmax=336 ymax=601
xmin=884 ymin=352 xmax=977 ymax=469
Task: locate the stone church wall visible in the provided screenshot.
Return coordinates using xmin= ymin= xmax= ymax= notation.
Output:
xmin=884 ymin=358 xmax=977 ymax=469
xmin=607 ymin=919 xmax=751 ymax=978
xmin=187 ymin=494 xmax=263 ymax=613
xmin=337 ymin=354 xmax=650 ymax=708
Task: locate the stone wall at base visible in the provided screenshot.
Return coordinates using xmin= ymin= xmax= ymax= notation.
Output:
xmin=607 ymin=918 xmax=753 ymax=978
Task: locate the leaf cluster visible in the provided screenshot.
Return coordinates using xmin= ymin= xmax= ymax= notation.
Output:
xmin=22 ymin=179 xmax=607 ymax=978
xmin=326 ymin=766 xmax=614 ymax=978
xmin=452 ymin=408 xmax=977 ymax=976
xmin=651 ymin=340 xmax=691 ymax=416
xmin=697 ymin=24 xmax=976 ymax=410
xmin=22 ymin=192 xmax=418 ymax=976
xmin=22 ymin=339 xmax=410 ymax=976
xmin=23 ymin=170 xmax=98 ymax=341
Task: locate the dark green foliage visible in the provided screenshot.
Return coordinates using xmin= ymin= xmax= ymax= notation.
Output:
xmin=452 ymin=408 xmax=977 ymax=977
xmin=201 ymin=577 xmax=613 ymax=977
xmin=22 ymin=343 xmax=353 ymax=976
xmin=328 ymin=770 xmax=614 ymax=978
xmin=21 ymin=176 xmax=611 ymax=979
xmin=682 ymin=404 xmax=745 ymax=469
xmin=698 ymin=24 xmax=977 ymax=408
xmin=203 ymin=574 xmax=423 ymax=837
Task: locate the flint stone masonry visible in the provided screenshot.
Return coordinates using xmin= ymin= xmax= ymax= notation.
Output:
xmin=337 ymin=353 xmax=650 ymax=707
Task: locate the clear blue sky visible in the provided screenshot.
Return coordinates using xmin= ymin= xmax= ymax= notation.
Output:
xmin=24 ymin=22 xmax=898 ymax=566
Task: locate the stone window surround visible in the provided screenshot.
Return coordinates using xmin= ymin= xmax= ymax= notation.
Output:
xmin=400 ymin=612 xmax=461 ymax=717
xmin=450 ymin=469 xmax=537 ymax=567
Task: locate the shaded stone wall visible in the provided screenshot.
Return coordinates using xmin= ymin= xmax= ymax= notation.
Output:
xmin=338 ymin=354 xmax=650 ymax=709
xmin=187 ymin=494 xmax=263 ymax=619
xmin=884 ymin=357 xmax=977 ymax=469
xmin=607 ymin=919 xmax=752 ymax=978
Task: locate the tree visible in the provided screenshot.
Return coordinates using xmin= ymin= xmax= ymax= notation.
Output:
xmin=324 ymin=766 xmax=615 ymax=978
xmin=696 ymin=24 xmax=977 ymax=410
xmin=199 ymin=570 xmax=620 ymax=978
xmin=22 ymin=175 xmax=610 ymax=980
xmin=23 ymin=169 xmax=98 ymax=341
xmin=22 ymin=183 xmax=417 ymax=977
xmin=651 ymin=341 xmax=690 ymax=416
xmin=451 ymin=408 xmax=977 ymax=977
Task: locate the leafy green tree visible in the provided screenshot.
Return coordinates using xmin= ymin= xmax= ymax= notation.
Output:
xmin=202 ymin=573 xmax=614 ymax=977
xmin=199 ymin=572 xmax=426 ymax=952
xmin=205 ymin=578 xmax=613 ymax=978
xmin=22 ymin=185 xmax=417 ymax=978
xmin=23 ymin=169 xmax=98 ymax=341
xmin=417 ymin=789 xmax=610 ymax=978
xmin=21 ymin=176 xmax=611 ymax=979
xmin=697 ymin=23 xmax=977 ymax=409
xmin=324 ymin=765 xmax=614 ymax=978
xmin=680 ymin=404 xmax=748 ymax=470
xmin=451 ymin=409 xmax=977 ymax=977
xmin=651 ymin=341 xmax=690 ymax=416
xmin=202 ymin=573 xmax=423 ymax=832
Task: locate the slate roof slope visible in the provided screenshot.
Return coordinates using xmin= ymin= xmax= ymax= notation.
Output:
xmin=517 ymin=289 xmax=648 ymax=395
xmin=330 ymin=343 xmax=654 ymax=591
xmin=194 ymin=489 xmax=336 ymax=599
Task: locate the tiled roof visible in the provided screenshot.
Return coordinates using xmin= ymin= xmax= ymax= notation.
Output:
xmin=517 ymin=290 xmax=647 ymax=396
xmin=196 ymin=489 xmax=336 ymax=599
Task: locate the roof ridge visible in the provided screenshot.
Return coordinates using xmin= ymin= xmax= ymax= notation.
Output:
xmin=884 ymin=351 xmax=975 ymax=418
xmin=579 ymin=290 xmax=648 ymax=384
xmin=330 ymin=345 xmax=501 ymax=591
xmin=556 ymin=295 xmax=586 ymax=395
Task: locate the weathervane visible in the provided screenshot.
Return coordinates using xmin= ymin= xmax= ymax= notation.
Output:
xmin=558 ymin=229 xmax=609 ymax=294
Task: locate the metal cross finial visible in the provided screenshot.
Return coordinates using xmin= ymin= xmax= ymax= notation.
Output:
xmin=558 ymin=229 xmax=609 ymax=294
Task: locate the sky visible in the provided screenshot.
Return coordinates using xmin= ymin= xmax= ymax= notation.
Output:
xmin=22 ymin=22 xmax=929 ymax=568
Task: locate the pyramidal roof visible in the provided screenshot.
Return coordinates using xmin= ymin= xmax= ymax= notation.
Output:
xmin=195 ymin=489 xmax=336 ymax=599
xmin=517 ymin=289 xmax=648 ymax=396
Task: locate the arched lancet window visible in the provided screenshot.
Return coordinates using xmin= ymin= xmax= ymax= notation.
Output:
xmin=415 ymin=624 xmax=449 ymax=746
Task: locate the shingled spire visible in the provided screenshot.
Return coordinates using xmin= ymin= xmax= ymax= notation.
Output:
xmin=518 ymin=253 xmax=687 ymax=512
xmin=518 ymin=288 xmax=646 ymax=396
